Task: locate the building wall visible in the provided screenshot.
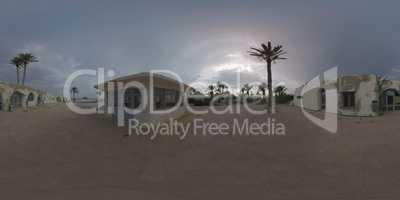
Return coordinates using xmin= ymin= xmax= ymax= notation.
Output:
xmin=0 ymin=82 xmax=55 ymax=112
xmin=294 ymin=74 xmax=381 ymax=117
xmin=108 ymin=85 xmax=186 ymax=122
xmin=97 ymin=73 xmax=189 ymax=124
xmin=382 ymin=80 xmax=400 ymax=91
xmin=294 ymin=86 xmax=322 ymax=111
xmin=381 ymin=80 xmax=400 ymax=111
xmin=338 ymin=75 xmax=378 ymax=116
xmin=293 ymin=76 xmax=324 ymax=111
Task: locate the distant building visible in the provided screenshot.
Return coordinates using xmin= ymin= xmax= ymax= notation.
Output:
xmin=95 ymin=72 xmax=191 ymax=124
xmin=0 ymin=82 xmax=56 ymax=112
xmin=294 ymin=75 xmax=400 ymax=116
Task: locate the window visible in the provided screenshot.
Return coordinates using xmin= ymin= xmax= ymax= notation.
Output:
xmin=342 ymin=92 xmax=355 ymax=108
xmin=124 ymin=87 xmax=141 ymax=109
xmin=165 ymin=89 xmax=179 ymax=107
xmin=165 ymin=90 xmax=176 ymax=103
xmin=154 ymin=87 xmax=164 ymax=109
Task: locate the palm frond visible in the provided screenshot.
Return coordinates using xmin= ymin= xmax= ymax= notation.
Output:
xmin=249 ymin=41 xmax=287 ymax=62
xmin=10 ymin=57 xmax=23 ymax=67
xmin=261 ymin=43 xmax=270 ymax=52
xmin=18 ymin=53 xmax=38 ymax=65
xmin=249 ymin=47 xmax=264 ymax=54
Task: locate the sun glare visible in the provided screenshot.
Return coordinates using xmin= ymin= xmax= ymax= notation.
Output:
xmin=214 ymin=63 xmax=254 ymax=72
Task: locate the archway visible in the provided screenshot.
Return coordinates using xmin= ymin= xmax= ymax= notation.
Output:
xmin=27 ymin=93 xmax=35 ymax=106
xmin=10 ymin=91 xmax=25 ymax=110
xmin=37 ymin=94 xmax=44 ymax=105
xmin=383 ymin=89 xmax=400 ymax=111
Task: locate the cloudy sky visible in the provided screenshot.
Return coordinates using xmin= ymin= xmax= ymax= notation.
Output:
xmin=1 ymin=0 xmax=400 ymax=96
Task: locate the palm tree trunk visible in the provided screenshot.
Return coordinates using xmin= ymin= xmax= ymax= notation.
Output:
xmin=267 ymin=61 xmax=273 ymax=113
xmin=16 ymin=68 xmax=20 ymax=84
xmin=22 ymin=65 xmax=27 ymax=86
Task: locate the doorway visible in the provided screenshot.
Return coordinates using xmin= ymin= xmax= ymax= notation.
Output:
xmin=383 ymin=89 xmax=400 ymax=112
xmin=10 ymin=91 xmax=25 ymax=110
xmin=320 ymin=88 xmax=326 ymax=110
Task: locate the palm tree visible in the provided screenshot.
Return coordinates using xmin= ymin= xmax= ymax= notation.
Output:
xmin=189 ymin=88 xmax=202 ymax=96
xmin=71 ymin=87 xmax=79 ymax=102
xmin=258 ymin=82 xmax=267 ymax=97
xmin=208 ymin=84 xmax=215 ymax=98
xmin=216 ymin=81 xmax=228 ymax=95
xmin=10 ymin=56 xmax=23 ymax=84
xmin=249 ymin=41 xmax=287 ymax=113
xmin=274 ymin=85 xmax=287 ymax=96
xmin=242 ymin=83 xmax=252 ymax=96
xmin=18 ymin=53 xmax=38 ymax=86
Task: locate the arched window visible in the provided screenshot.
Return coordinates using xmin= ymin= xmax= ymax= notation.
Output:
xmin=28 ymin=93 xmax=35 ymax=101
xmin=37 ymin=95 xmax=44 ymax=105
xmin=10 ymin=91 xmax=25 ymax=109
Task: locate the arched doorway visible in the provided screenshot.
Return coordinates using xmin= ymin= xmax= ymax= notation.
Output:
xmin=37 ymin=95 xmax=44 ymax=105
xmin=10 ymin=91 xmax=25 ymax=110
xmin=27 ymin=93 xmax=35 ymax=107
xmin=383 ymin=89 xmax=400 ymax=111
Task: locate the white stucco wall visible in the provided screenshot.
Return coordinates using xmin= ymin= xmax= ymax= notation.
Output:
xmin=0 ymin=82 xmax=55 ymax=112
xmin=301 ymin=88 xmax=322 ymax=111
xmin=294 ymin=74 xmax=381 ymax=117
xmin=382 ymin=80 xmax=400 ymax=91
xmin=339 ymin=75 xmax=378 ymax=117
xmin=293 ymin=77 xmax=324 ymax=111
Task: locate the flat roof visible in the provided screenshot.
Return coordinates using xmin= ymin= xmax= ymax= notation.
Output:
xmin=95 ymin=72 xmax=191 ymax=91
xmin=0 ymin=82 xmax=46 ymax=94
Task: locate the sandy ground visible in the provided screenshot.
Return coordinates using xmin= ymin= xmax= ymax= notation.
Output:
xmin=0 ymin=104 xmax=400 ymax=199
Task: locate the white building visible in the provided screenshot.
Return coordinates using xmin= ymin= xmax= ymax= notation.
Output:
xmin=95 ymin=72 xmax=191 ymax=124
xmin=0 ymin=82 xmax=56 ymax=112
xmin=294 ymin=75 xmax=400 ymax=116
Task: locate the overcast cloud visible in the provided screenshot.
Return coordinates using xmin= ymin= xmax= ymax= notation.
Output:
xmin=1 ymin=0 xmax=400 ymax=96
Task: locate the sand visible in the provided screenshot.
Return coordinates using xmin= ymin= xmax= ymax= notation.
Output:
xmin=0 ymin=104 xmax=399 ymax=199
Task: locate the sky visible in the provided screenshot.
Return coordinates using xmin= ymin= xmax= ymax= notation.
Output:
xmin=1 ymin=0 xmax=400 ymax=97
